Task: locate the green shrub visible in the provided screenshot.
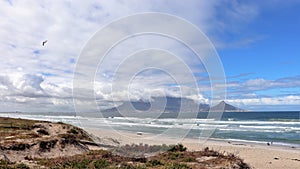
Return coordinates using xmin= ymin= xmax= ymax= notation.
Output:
xmin=0 ymin=159 xmax=10 ymax=165
xmin=147 ymin=159 xmax=162 ymax=166
xmin=68 ymin=128 xmax=79 ymax=135
xmin=39 ymin=140 xmax=58 ymax=151
xmin=118 ymin=163 xmax=146 ymax=169
xmin=16 ymin=163 xmax=30 ymax=169
xmin=37 ymin=129 xmax=49 ymax=135
xmin=168 ymin=144 xmax=187 ymax=152
xmin=170 ymin=152 xmax=181 ymax=160
xmin=167 ymin=162 xmax=190 ymax=169
xmin=63 ymin=159 xmax=91 ymax=169
xmin=184 ymin=157 xmax=195 ymax=162
xmin=94 ymin=159 xmax=110 ymax=169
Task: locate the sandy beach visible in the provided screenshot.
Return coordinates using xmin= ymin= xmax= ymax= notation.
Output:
xmin=86 ymin=128 xmax=300 ymax=169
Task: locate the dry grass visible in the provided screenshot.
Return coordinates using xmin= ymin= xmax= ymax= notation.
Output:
xmin=0 ymin=117 xmax=251 ymax=169
xmin=0 ymin=117 xmax=94 ymax=165
xmin=32 ymin=144 xmax=250 ymax=169
xmin=0 ymin=117 xmax=40 ymax=141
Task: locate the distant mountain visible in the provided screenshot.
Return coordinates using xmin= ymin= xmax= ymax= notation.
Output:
xmin=103 ymin=97 xmax=209 ymax=114
xmin=211 ymin=101 xmax=244 ymax=112
xmin=102 ymin=97 xmax=209 ymax=116
xmin=102 ymin=98 xmax=243 ymax=117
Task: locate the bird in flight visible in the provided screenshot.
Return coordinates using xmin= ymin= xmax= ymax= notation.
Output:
xmin=42 ymin=40 xmax=48 ymax=46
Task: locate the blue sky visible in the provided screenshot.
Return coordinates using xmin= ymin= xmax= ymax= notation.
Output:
xmin=214 ymin=1 xmax=300 ymax=110
xmin=220 ymin=3 xmax=299 ymax=79
xmin=0 ymin=0 xmax=299 ymax=112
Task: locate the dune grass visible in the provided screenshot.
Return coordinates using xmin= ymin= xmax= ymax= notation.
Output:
xmin=0 ymin=117 xmax=251 ymax=169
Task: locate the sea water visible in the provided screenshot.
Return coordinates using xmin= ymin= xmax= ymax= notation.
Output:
xmin=1 ymin=111 xmax=299 ymax=147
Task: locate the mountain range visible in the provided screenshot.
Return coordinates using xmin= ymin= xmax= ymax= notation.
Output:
xmin=101 ymin=97 xmax=243 ymax=117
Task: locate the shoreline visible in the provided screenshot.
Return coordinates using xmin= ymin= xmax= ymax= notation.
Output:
xmin=84 ymin=126 xmax=300 ymax=150
xmin=0 ymin=112 xmax=299 ymax=147
xmin=86 ymin=127 xmax=300 ymax=169
xmin=1 ymin=114 xmax=299 ymax=168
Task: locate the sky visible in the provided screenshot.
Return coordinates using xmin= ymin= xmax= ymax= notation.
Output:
xmin=0 ymin=0 xmax=300 ymax=112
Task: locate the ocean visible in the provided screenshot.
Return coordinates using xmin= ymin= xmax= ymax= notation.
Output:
xmin=1 ymin=111 xmax=299 ymax=148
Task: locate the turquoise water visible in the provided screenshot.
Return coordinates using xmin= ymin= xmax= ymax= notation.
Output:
xmin=1 ymin=111 xmax=299 ymax=147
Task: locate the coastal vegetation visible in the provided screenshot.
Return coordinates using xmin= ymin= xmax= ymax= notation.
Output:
xmin=0 ymin=117 xmax=250 ymax=169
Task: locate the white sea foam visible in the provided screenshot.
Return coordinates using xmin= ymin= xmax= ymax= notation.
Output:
xmin=1 ymin=113 xmax=299 ymax=147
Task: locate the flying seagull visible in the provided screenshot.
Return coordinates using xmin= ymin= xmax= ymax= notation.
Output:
xmin=42 ymin=40 xmax=48 ymax=46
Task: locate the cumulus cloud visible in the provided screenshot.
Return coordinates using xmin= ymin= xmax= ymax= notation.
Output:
xmin=227 ymin=76 xmax=300 ymax=93
xmin=224 ymin=75 xmax=300 ymax=110
xmin=0 ymin=0 xmax=298 ymax=112
xmin=0 ymin=72 xmax=74 ymax=111
xmin=227 ymin=95 xmax=300 ymax=111
xmin=1 ymin=0 xmax=226 ymax=111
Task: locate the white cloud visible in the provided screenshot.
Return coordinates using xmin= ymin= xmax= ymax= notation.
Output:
xmin=1 ymin=0 xmax=297 ymax=112
xmin=225 ymin=76 xmax=300 ymax=110
xmin=229 ymin=76 xmax=300 ymax=92
xmin=227 ymin=95 xmax=300 ymax=110
xmin=0 ymin=1 xmax=202 ymax=111
xmin=0 ymin=72 xmax=73 ymax=111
